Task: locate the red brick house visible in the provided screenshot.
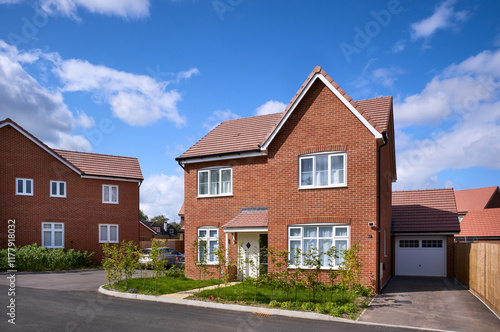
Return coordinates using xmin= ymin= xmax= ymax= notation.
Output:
xmin=176 ymin=67 xmax=397 ymax=292
xmin=0 ymin=118 xmax=143 ymax=262
xmin=392 ymin=189 xmax=460 ymax=277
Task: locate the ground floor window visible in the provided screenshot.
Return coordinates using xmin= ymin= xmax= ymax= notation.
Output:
xmin=42 ymin=222 xmax=64 ymax=248
xmin=288 ymin=224 xmax=350 ymax=268
xmin=99 ymin=224 xmax=119 ymax=243
xmin=197 ymin=227 xmax=218 ymax=264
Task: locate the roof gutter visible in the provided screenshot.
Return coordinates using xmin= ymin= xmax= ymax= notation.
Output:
xmin=176 ymin=149 xmax=267 ymax=165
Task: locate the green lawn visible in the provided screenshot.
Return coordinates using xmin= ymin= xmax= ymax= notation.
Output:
xmin=108 ymin=276 xmax=220 ymax=295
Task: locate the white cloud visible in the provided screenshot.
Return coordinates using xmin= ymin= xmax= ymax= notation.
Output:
xmin=372 ymin=67 xmax=404 ymax=87
xmin=0 ymin=41 xmax=92 ymax=151
xmin=391 ymin=39 xmax=407 ymax=53
xmin=140 ymin=173 xmax=184 ymax=221
xmin=38 ymin=0 xmax=150 ymax=20
xmin=254 ymin=100 xmax=286 ymax=116
xmin=203 ymin=109 xmax=240 ymax=131
xmin=54 ymin=58 xmax=187 ymax=126
xmin=394 ymin=49 xmax=500 ymax=190
xmin=411 ymin=0 xmax=468 ymax=40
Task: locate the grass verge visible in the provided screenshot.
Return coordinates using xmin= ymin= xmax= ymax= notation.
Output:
xmin=105 ymin=276 xmax=220 ymax=296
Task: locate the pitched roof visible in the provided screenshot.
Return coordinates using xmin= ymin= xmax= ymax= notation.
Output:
xmin=222 ymin=207 xmax=269 ymax=228
xmin=54 ymin=149 xmax=143 ymax=180
xmin=178 ymin=203 xmax=185 ymax=216
xmin=392 ymin=189 xmax=460 ymax=233
xmin=178 ymin=113 xmax=283 ymax=159
xmin=0 ymin=118 xmax=143 ymax=181
xmin=177 ymin=67 xmax=392 ymax=161
xmin=454 ymin=186 xmax=499 ymax=213
xmin=139 ymin=220 xmax=157 ymax=234
xmin=456 ymin=208 xmax=500 ymax=238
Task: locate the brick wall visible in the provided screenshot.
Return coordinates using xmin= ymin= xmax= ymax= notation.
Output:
xmin=0 ymin=125 xmax=140 ymax=262
xmin=183 ymin=79 xmax=392 ymax=290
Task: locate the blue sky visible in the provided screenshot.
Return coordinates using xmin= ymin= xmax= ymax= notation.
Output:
xmin=1 ymin=0 xmax=499 ymax=220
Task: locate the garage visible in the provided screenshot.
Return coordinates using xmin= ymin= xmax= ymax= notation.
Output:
xmin=392 ymin=189 xmax=460 ymax=278
xmin=395 ymin=236 xmax=446 ymax=277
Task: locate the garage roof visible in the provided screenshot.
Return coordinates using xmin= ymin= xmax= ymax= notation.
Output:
xmin=392 ymin=188 xmax=460 ymax=233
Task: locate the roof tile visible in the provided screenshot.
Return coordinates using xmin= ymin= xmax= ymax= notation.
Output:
xmin=455 ymin=186 xmax=499 ymax=213
xmin=456 ymin=208 xmax=500 ymax=237
xmin=223 ymin=207 xmax=268 ymax=228
xmin=392 ymin=188 xmax=460 ymax=233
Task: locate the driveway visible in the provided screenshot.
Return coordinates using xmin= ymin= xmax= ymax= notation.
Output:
xmin=359 ymin=276 xmax=500 ymax=332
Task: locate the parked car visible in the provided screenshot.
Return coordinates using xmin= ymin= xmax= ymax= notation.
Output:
xmin=138 ymin=247 xmax=185 ymax=268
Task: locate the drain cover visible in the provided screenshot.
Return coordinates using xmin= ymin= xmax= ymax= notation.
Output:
xmin=252 ymin=313 xmax=271 ymax=317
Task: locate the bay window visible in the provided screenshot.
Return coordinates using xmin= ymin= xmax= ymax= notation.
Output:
xmin=288 ymin=224 xmax=349 ymax=268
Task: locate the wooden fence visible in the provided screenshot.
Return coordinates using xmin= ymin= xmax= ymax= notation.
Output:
xmin=455 ymin=242 xmax=500 ymax=317
xmin=139 ymin=239 xmax=185 ymax=253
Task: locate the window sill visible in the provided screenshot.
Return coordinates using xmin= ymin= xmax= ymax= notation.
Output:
xmin=197 ymin=194 xmax=233 ymax=199
xmin=50 ymin=196 xmax=66 ymax=198
xmin=287 ymin=266 xmax=340 ymax=270
xmin=99 ymin=241 xmax=119 ymax=244
xmin=102 ymin=201 xmax=119 ymax=204
xmin=298 ymin=184 xmax=347 ymax=190
xmin=16 ymin=193 xmax=33 ymax=196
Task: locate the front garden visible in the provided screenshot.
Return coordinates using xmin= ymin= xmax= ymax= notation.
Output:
xmin=101 ymin=239 xmax=374 ymax=319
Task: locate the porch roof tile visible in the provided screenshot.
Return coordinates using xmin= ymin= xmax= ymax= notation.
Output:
xmin=223 ymin=207 xmax=268 ymax=228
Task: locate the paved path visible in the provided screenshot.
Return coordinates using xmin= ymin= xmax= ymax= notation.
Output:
xmin=359 ymin=276 xmax=500 ymax=332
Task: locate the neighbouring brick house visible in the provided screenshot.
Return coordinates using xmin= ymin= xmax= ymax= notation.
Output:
xmin=392 ymin=189 xmax=460 ymax=278
xmin=455 ymin=186 xmax=500 ymax=222
xmin=176 ymin=67 xmax=397 ymax=292
xmin=0 ymin=118 xmax=143 ymax=262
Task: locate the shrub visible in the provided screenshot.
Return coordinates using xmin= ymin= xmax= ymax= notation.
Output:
xmin=269 ymin=300 xmax=280 ymax=308
xmin=0 ymin=244 xmax=93 ymax=271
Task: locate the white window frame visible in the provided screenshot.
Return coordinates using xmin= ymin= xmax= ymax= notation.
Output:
xmin=50 ymin=180 xmax=67 ymax=198
xmin=99 ymin=224 xmax=119 ymax=243
xmin=16 ymin=178 xmax=33 ymax=196
xmin=42 ymin=222 xmax=64 ymax=248
xmin=299 ymin=152 xmax=347 ymax=189
xmin=197 ymin=227 xmax=219 ymax=264
xmin=102 ymin=184 xmax=119 ymax=204
xmin=288 ymin=224 xmax=350 ymax=269
xmin=197 ymin=167 xmax=233 ymax=197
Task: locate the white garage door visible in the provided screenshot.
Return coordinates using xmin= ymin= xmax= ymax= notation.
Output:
xmin=396 ymin=236 xmax=446 ymax=277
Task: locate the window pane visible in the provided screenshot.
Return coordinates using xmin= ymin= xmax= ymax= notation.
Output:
xmin=210 ymin=170 xmax=220 ymax=195
xmin=52 ymin=182 xmax=57 ymax=195
xmin=336 ymin=227 xmax=348 ymax=237
xmin=60 ymin=183 xmax=65 ymax=196
xmin=43 ymin=231 xmax=52 ymax=247
xmin=17 ymin=179 xmax=23 ymax=193
xmin=100 ymin=226 xmax=108 ymax=241
xmin=301 ymin=158 xmax=313 ymax=186
xmin=221 ymin=169 xmax=231 ymax=194
xmin=104 ymin=186 xmax=110 ymax=201
xmin=110 ymin=226 xmax=117 ymax=242
xmin=54 ymin=224 xmax=63 ymax=229
xmin=43 ymin=224 xmax=52 ymax=229
xmin=26 ymin=180 xmax=32 ymax=194
xmin=331 ymin=155 xmax=344 ymax=184
xmin=55 ymin=232 xmax=63 ymax=247
xmin=290 ymin=228 xmax=301 ymax=237
xmin=290 ymin=240 xmax=301 ymax=265
xmin=209 ymin=230 xmax=217 ymax=238
xmin=111 ymin=187 xmax=117 ymax=202
xmin=199 ymin=230 xmax=207 ymax=237
xmin=335 ymin=240 xmax=348 ymax=265
xmin=319 ymin=226 xmax=332 ymax=238
xmin=303 ymin=239 xmax=317 ymax=254
xmin=316 ymin=155 xmax=328 ymax=186
xmin=209 ymin=240 xmax=217 ymax=262
xmin=319 ymin=239 xmax=333 ymax=267
xmin=198 ymin=171 xmax=208 ymax=195
xmin=304 ymin=227 xmax=317 ymax=238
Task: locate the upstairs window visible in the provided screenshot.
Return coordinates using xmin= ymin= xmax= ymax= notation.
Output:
xmin=103 ymin=185 xmax=119 ymax=204
xmin=16 ymin=178 xmax=33 ymax=196
xmin=299 ymin=152 xmax=346 ymax=189
xmin=198 ymin=168 xmax=232 ymax=197
xmin=50 ymin=181 xmax=66 ymax=198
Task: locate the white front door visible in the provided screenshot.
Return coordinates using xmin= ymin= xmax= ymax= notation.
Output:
xmin=238 ymin=233 xmax=260 ymax=279
xmin=396 ymin=236 xmax=446 ymax=277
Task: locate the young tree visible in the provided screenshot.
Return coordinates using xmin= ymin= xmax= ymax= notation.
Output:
xmin=150 ymin=239 xmax=166 ymax=292
xmin=121 ymin=240 xmax=140 ymax=289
